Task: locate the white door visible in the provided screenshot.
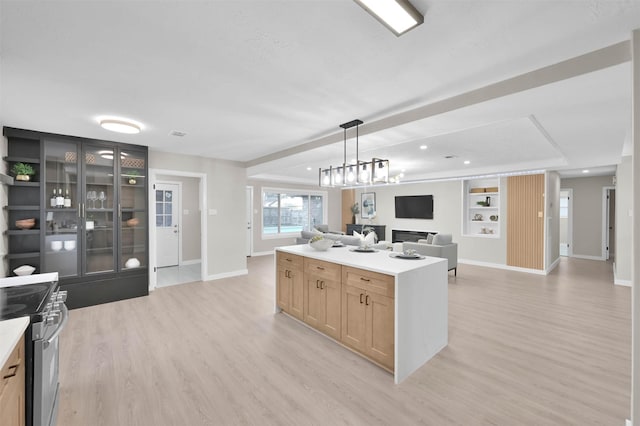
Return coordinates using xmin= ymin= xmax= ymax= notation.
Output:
xmin=246 ymin=187 xmax=253 ymax=257
xmin=156 ymin=183 xmax=180 ymax=267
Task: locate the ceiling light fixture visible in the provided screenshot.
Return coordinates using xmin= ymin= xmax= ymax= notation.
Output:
xmin=99 ymin=118 xmax=142 ymax=134
xmin=582 ymin=169 xmax=590 ymax=173
xmin=420 ymin=145 xmax=427 ymax=150
xmin=319 ymin=119 xmax=389 ymax=187
xmin=464 ymin=160 xmax=471 ymax=165
xmin=354 ymin=0 xmax=424 ymax=36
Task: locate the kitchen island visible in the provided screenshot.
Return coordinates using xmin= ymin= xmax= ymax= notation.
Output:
xmin=275 ymin=244 xmax=448 ymax=384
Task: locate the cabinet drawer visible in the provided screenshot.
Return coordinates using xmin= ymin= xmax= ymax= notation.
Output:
xmin=304 ymin=258 xmax=341 ymax=281
xmin=342 ymin=266 xmax=394 ymax=298
xmin=0 ymin=335 xmax=24 ymax=394
xmin=277 ymin=252 xmax=303 ymax=270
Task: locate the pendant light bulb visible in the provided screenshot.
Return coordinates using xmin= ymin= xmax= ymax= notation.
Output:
xmin=347 ymin=166 xmax=355 ymax=183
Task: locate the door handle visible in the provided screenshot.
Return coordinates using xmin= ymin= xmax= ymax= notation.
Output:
xmin=3 ymin=364 xmax=18 ymax=379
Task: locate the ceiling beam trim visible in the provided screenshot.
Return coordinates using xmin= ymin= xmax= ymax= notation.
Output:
xmin=245 ymin=40 xmax=631 ymax=169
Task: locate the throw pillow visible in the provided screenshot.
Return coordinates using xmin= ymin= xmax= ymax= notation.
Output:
xmin=426 ymin=234 xmax=435 ymax=244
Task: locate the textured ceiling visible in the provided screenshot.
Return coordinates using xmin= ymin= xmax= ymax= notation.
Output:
xmin=1 ymin=1 xmax=639 ymax=183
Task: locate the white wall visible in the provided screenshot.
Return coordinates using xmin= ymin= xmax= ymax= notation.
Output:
xmin=546 ymin=172 xmax=561 ymax=269
xmin=354 ymin=178 xmax=508 ymax=266
xmin=247 ymin=178 xmax=341 ymax=254
xmin=156 ymin=174 xmax=201 ymax=263
xmin=149 ymin=151 xmax=247 ymax=277
xmin=560 ymin=175 xmax=614 ymax=259
xmin=615 ymin=156 xmax=632 ymax=282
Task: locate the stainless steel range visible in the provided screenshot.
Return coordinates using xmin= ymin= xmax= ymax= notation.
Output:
xmin=0 ymin=273 xmax=68 ymax=426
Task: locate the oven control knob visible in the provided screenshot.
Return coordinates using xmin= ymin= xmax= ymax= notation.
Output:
xmin=45 ymin=312 xmax=60 ymax=325
xmin=56 ymin=291 xmax=68 ymax=303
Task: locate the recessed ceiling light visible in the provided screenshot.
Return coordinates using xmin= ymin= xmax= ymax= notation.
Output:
xmin=401 ymin=169 xmax=406 ymax=172
xmin=582 ymin=169 xmax=590 ymax=173
xmin=354 ymin=0 xmax=424 ymax=36
xmin=98 ymin=117 xmax=142 ymax=134
xmin=420 ymin=145 xmax=427 ymax=150
xmin=464 ymin=160 xmax=471 ymax=165
xmin=306 ymin=167 xmax=312 ymax=171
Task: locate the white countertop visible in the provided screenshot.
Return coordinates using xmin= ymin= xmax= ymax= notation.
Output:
xmin=0 ymin=317 xmax=29 ymax=368
xmin=276 ymin=244 xmax=445 ymax=276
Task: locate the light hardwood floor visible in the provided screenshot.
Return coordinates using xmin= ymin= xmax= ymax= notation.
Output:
xmin=58 ymin=256 xmax=631 ymax=426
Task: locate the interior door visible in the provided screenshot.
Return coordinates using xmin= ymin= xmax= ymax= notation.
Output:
xmin=156 ymin=183 xmax=180 ymax=267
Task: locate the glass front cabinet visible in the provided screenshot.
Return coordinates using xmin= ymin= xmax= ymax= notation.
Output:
xmin=4 ymin=127 xmax=149 ymax=309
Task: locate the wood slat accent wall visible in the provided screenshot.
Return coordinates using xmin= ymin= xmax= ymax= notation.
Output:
xmin=341 ymin=189 xmax=355 ymax=233
xmin=507 ymin=174 xmax=545 ymax=270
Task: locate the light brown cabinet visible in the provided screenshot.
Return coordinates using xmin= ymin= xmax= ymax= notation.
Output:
xmin=0 ymin=335 xmax=25 ymax=426
xmin=303 ymin=258 xmax=341 ymax=340
xmin=276 ymin=252 xmax=304 ymax=320
xmin=342 ymin=267 xmax=395 ymax=370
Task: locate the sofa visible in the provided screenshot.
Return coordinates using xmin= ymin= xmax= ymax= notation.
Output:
xmin=402 ymin=233 xmax=458 ymax=276
xmin=296 ymin=229 xmax=363 ymax=246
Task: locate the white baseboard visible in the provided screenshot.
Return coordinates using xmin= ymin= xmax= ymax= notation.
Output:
xmin=180 ymin=259 xmax=201 ymax=266
xmin=205 ymin=269 xmax=248 ymax=281
xmin=250 ymin=250 xmax=274 ymax=257
xmin=570 ymin=254 xmax=605 ymax=261
xmin=545 ymin=257 xmax=560 ymax=274
xmin=458 ymin=259 xmax=547 ymax=275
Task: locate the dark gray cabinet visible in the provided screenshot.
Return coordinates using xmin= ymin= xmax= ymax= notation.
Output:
xmin=4 ymin=127 xmax=149 ymax=309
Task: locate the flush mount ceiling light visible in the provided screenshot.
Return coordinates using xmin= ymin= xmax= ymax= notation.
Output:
xmin=99 ymin=118 xmax=142 ymax=134
xmin=354 ymin=0 xmax=424 ymax=36
xmin=319 ymin=119 xmax=389 ymax=188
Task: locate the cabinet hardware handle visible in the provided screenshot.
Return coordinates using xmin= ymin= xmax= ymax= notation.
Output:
xmin=3 ymin=364 xmax=18 ymax=379
xmin=286 ymin=258 xmax=292 ymax=262
xmin=77 ymin=203 xmax=81 ymax=218
xmin=285 ymin=270 xmax=289 ymax=278
xmin=320 ymin=281 xmax=325 ymax=290
xmin=365 ymin=295 xmax=370 ymax=306
xmin=360 ymin=277 xmax=370 ymax=282
xmin=359 ymin=293 xmax=364 ymax=304
xmin=316 ymin=280 xmax=320 ymax=289
xmin=316 ymin=266 xmax=325 ymax=270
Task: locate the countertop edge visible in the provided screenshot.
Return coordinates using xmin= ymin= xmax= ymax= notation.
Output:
xmin=0 ymin=316 xmax=29 ymax=368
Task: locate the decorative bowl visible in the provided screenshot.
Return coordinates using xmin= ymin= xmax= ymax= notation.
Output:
xmin=126 ymin=218 xmax=140 ymax=227
xmin=13 ymin=265 xmax=36 ymax=276
xmin=125 ymin=258 xmax=141 ymax=268
xmin=309 ymin=238 xmax=333 ymax=251
xmin=489 ymin=215 xmax=498 ymax=221
xmin=16 ymin=218 xmax=36 ymax=229
xmin=51 ymin=241 xmax=63 ymax=251
xmin=64 ymin=240 xmax=76 ymax=251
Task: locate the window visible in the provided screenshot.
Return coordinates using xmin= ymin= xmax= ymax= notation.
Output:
xmin=559 ymin=196 xmax=569 ymax=219
xmin=262 ymin=188 xmax=327 ymax=237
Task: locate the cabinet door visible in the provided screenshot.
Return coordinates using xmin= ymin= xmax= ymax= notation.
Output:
xmin=341 ymin=283 xmax=367 ymax=353
xmin=289 ymin=268 xmax=304 ymax=321
xmin=320 ymin=278 xmax=341 ymax=340
xmin=304 ymin=275 xmax=323 ymax=329
xmin=43 ymin=139 xmax=80 ymax=278
xmin=120 ymin=148 xmax=147 ymax=271
xmin=366 ymin=292 xmax=395 ymax=370
xmin=276 ymin=266 xmax=290 ymax=311
xmin=83 ymin=145 xmax=116 ymax=274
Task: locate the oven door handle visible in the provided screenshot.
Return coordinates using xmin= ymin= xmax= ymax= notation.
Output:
xmin=44 ymin=304 xmax=69 ymax=349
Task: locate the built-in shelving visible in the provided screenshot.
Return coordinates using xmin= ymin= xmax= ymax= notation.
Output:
xmin=462 ymin=178 xmax=500 ymax=238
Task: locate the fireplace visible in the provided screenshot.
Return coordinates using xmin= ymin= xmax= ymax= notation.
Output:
xmin=392 ymin=229 xmax=435 ymax=243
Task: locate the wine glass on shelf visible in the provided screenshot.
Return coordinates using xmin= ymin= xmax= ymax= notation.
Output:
xmin=98 ymin=191 xmax=106 ymax=209
xmin=87 ymin=190 xmax=96 ymax=209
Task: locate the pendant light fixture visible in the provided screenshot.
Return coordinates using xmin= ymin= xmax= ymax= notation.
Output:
xmin=319 ymin=119 xmax=389 ymax=188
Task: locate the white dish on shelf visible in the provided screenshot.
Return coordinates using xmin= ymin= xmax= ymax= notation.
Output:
xmin=13 ymin=265 xmax=36 ymax=276
xmin=51 ymin=241 xmax=63 ymax=251
xmin=64 ymin=240 xmax=76 ymax=251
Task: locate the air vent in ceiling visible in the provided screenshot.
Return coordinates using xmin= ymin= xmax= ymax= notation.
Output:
xmin=444 ymin=155 xmax=458 ymax=159
xmin=169 ymin=130 xmax=187 ymax=137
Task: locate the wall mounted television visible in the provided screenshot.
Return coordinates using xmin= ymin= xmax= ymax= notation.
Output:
xmin=395 ymin=195 xmax=434 ymax=219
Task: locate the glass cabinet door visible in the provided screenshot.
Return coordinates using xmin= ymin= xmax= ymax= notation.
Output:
xmin=120 ymin=149 xmax=147 ymax=270
xmin=43 ymin=140 xmax=80 ymax=278
xmin=83 ymin=146 xmax=116 ymax=274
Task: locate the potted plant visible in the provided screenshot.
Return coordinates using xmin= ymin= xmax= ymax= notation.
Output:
xmin=350 ymin=203 xmax=360 ymax=224
xmin=11 ymin=162 xmax=35 ymax=181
